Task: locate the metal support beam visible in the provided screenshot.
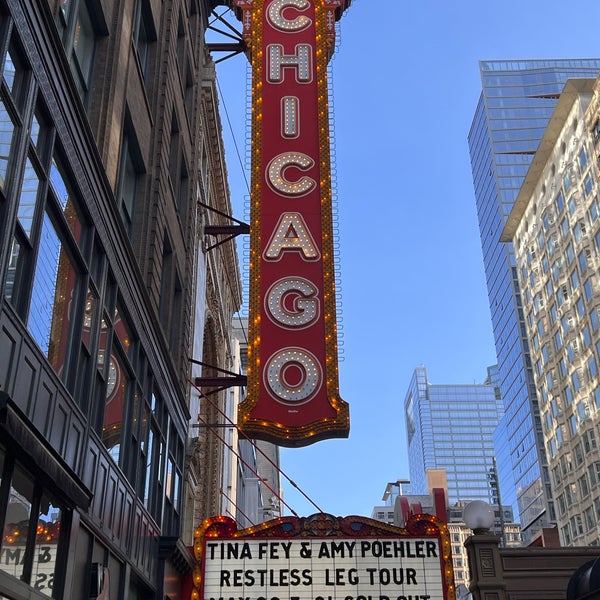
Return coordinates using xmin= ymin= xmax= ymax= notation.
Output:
xmin=199 ymin=200 xmax=249 ymax=251
xmin=206 ymin=8 xmax=247 ymax=64
xmin=204 ymin=223 xmax=250 ymax=236
xmin=194 ymin=374 xmax=247 ymax=389
xmin=191 ymin=358 xmax=247 ymax=391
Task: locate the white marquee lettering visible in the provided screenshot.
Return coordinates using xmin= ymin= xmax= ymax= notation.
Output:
xmin=267 ymin=0 xmax=312 ymax=32
xmin=267 ymin=44 xmax=313 ymax=83
xmin=266 ymin=152 xmax=316 ymax=197
xmin=265 ymin=277 xmax=320 ymax=329
xmin=263 ymin=213 xmax=320 ymax=261
xmin=281 ymin=96 xmax=300 ymax=138
xmin=264 ymin=347 xmax=323 ymax=404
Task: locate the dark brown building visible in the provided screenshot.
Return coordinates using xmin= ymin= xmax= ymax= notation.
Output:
xmin=0 ymin=0 xmax=240 ymax=598
xmin=466 ymin=532 xmax=600 ymax=600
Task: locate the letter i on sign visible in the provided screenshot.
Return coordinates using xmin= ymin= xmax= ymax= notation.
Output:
xmin=232 ymin=0 xmax=351 ymax=446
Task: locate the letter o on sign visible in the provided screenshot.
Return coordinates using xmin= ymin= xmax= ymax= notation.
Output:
xmin=264 ymin=348 xmax=323 ymax=404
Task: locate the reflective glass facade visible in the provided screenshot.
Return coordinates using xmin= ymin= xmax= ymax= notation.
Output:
xmin=468 ymin=59 xmax=600 ymax=540
xmin=404 ymin=367 xmax=504 ymax=504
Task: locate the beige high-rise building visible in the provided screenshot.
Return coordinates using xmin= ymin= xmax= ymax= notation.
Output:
xmin=502 ymin=76 xmax=600 ymax=547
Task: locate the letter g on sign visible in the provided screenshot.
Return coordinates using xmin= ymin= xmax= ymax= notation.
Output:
xmin=265 ymin=277 xmax=320 ymax=329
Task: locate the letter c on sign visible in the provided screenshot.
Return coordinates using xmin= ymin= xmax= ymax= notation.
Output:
xmin=267 ymin=0 xmax=312 ymax=32
xmin=266 ymin=152 xmax=316 ymax=197
xmin=265 ymin=277 xmax=320 ymax=329
xmin=264 ymin=348 xmax=323 ymax=404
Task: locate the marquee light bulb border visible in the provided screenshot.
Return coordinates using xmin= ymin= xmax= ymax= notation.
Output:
xmin=191 ymin=513 xmax=456 ymax=600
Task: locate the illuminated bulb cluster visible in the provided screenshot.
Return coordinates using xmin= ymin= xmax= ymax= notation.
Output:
xmin=266 ymin=277 xmax=319 ymax=328
xmin=267 ymin=0 xmax=311 ymax=31
xmin=3 ymin=519 xmax=60 ymax=545
xmin=265 ymin=348 xmax=322 ymax=403
xmin=268 ymin=44 xmax=312 ymax=83
xmin=267 ymin=152 xmax=316 ymax=196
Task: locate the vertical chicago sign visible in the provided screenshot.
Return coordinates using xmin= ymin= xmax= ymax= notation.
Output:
xmin=232 ymin=0 xmax=350 ymax=446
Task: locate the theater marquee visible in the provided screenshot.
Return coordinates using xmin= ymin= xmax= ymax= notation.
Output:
xmin=231 ymin=0 xmax=350 ymax=446
xmin=192 ymin=514 xmax=456 ymax=600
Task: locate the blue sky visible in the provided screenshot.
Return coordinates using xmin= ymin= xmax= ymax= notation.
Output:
xmin=212 ymin=0 xmax=600 ymax=518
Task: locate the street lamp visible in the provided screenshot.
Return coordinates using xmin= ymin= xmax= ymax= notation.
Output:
xmin=463 ymin=501 xmax=503 ymax=600
xmin=463 ymin=500 xmax=494 ymax=535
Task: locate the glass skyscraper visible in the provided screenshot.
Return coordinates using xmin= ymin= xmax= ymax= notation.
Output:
xmin=468 ymin=59 xmax=600 ymax=541
xmin=404 ymin=366 xmax=504 ymax=504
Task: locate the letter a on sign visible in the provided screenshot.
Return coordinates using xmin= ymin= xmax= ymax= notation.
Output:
xmin=231 ymin=0 xmax=351 ymax=446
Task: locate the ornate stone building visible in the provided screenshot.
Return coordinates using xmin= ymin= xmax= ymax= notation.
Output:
xmin=0 ymin=0 xmax=241 ymax=598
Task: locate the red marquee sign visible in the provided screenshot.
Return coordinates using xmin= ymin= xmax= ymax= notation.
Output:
xmin=232 ymin=0 xmax=350 ymax=446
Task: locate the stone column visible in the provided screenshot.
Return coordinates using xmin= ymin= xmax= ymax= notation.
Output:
xmin=465 ymin=533 xmax=506 ymax=600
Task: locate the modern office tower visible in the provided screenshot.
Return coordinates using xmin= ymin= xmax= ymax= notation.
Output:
xmin=468 ymin=59 xmax=600 ymax=542
xmin=404 ymin=366 xmax=504 ymax=505
xmin=0 ymin=0 xmax=241 ymax=597
xmin=502 ymin=77 xmax=600 ymax=546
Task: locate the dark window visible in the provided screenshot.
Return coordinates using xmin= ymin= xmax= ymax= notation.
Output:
xmin=157 ymin=232 xmax=182 ymax=357
xmin=55 ymin=0 xmax=107 ymax=107
xmin=0 ymin=446 xmax=68 ymax=596
xmin=116 ymin=114 xmax=144 ymax=237
xmin=133 ymin=0 xmax=155 ymax=82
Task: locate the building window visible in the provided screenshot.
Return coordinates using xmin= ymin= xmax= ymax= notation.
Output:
xmin=570 ymin=269 xmax=580 ymax=291
xmin=102 ymin=341 xmax=132 ymax=464
xmin=0 ymin=446 xmax=68 ymax=597
xmin=0 ymin=36 xmax=29 ymax=195
xmin=589 ymin=462 xmax=600 ymax=487
xmin=572 ymin=370 xmax=581 ymax=392
xmin=55 ymin=0 xmax=107 ymax=106
xmin=579 ymin=250 xmax=588 ymax=273
xmin=164 ymin=422 xmax=183 ymax=535
xmin=588 ymin=355 xmax=598 ymax=379
xmin=5 ymin=147 xmax=90 ymax=396
xmin=585 ymin=506 xmax=595 ymax=530
xmin=116 ymin=115 xmax=144 ymax=236
xmin=584 ymin=278 xmax=594 ymax=301
xmin=133 ymin=0 xmax=155 ymax=82
xmin=584 ymin=430 xmax=598 ymax=453
xmin=564 ymin=385 xmax=573 ymax=406
xmin=158 ymin=232 xmax=182 ymax=356
xmin=570 ymin=414 xmax=578 ymax=435
xmin=564 ymin=172 xmax=572 ymax=193
xmin=168 ymin=110 xmax=180 ymax=194
xmin=579 ymin=474 xmax=590 ymax=498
